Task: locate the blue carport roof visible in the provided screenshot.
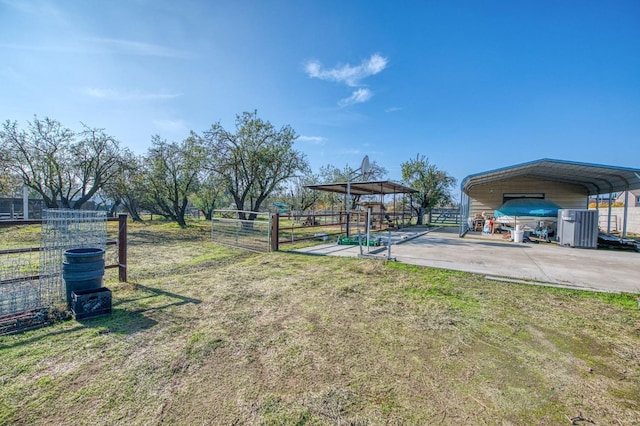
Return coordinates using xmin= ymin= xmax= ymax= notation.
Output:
xmin=461 ymin=158 xmax=640 ymax=196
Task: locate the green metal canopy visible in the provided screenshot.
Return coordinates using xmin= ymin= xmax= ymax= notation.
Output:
xmin=461 ymin=158 xmax=640 ymax=195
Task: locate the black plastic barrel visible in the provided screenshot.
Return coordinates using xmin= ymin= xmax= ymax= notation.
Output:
xmin=62 ymin=247 xmax=105 ymax=307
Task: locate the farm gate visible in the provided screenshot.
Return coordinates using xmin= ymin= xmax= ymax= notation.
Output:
xmin=211 ymin=210 xmax=272 ymax=253
xmin=429 ymin=207 xmax=460 ymax=225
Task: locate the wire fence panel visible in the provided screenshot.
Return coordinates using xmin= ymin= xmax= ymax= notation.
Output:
xmin=211 ymin=210 xmax=271 ymax=253
xmin=0 ymin=249 xmax=41 ymax=316
xmin=39 ymin=209 xmax=108 ymax=309
xmin=0 ymin=210 xmax=108 ymax=318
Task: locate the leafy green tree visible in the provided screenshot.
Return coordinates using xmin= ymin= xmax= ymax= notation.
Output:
xmin=0 ymin=117 xmax=131 ymax=208
xmin=202 ymin=111 xmax=308 ymax=221
xmin=143 ymin=134 xmax=205 ymax=228
xmin=401 ymin=154 xmax=457 ymax=225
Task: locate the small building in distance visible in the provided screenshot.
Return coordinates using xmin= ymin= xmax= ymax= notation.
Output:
xmin=615 ymin=190 xmax=640 ymax=207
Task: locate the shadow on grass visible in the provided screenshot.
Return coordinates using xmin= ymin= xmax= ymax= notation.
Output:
xmin=69 ymin=284 xmax=203 ymax=336
xmin=0 ymin=284 xmax=201 ymax=347
xmin=77 ymin=307 xmax=158 ymax=335
xmin=112 ymin=283 xmax=201 ymax=312
xmin=88 ymin=283 xmax=202 ymax=335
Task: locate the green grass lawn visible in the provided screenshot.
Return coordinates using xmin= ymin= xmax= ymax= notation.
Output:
xmin=1 ymin=220 xmax=639 ymax=425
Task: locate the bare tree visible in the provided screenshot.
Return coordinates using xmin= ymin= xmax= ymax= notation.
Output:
xmin=100 ymin=152 xmax=146 ymax=221
xmin=0 ymin=117 xmax=131 ymax=208
xmin=64 ymin=124 xmax=131 ymax=208
xmin=0 ymin=145 xmax=11 ymax=194
xmin=142 ymin=134 xmax=204 ymax=228
xmin=291 ymin=172 xmax=321 ymax=212
xmin=202 ymin=111 xmax=308 ymax=221
xmin=269 ymin=171 xmax=320 ymax=219
xmin=1 ymin=118 xmax=73 ymax=207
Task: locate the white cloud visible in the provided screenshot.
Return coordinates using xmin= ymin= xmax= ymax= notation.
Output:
xmin=338 ymin=88 xmax=373 ymax=107
xmin=87 ymin=37 xmax=189 ymax=58
xmin=297 ymin=135 xmax=326 ymax=145
xmin=305 ymin=53 xmax=388 ymax=87
xmin=82 ymin=87 xmax=182 ymax=101
xmin=1 ymin=37 xmax=188 ymax=58
xmin=384 ymin=106 xmax=403 ymax=113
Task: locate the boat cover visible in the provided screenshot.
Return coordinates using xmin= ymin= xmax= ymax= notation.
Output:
xmin=494 ymin=198 xmax=560 ymax=218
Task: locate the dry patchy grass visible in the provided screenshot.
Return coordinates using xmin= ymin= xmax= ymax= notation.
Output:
xmin=0 ymin=220 xmax=639 ymax=425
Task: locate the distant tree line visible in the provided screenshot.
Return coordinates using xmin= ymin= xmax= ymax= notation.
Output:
xmin=0 ymin=112 xmax=309 ymax=227
xmin=0 ymin=112 xmax=456 ymax=227
xmin=1 ymin=117 xmax=132 ymax=211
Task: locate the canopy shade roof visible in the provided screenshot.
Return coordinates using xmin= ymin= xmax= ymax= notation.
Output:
xmin=306 ymin=180 xmax=417 ymax=196
xmin=461 ymin=159 xmax=640 ymax=196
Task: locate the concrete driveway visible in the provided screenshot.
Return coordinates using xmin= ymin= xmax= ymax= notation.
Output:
xmin=293 ymin=227 xmax=640 ymax=294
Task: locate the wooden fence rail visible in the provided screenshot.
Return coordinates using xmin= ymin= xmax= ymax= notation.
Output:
xmin=0 ymin=214 xmax=128 ymax=286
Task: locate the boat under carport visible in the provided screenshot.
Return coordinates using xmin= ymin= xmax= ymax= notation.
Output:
xmin=460 ymin=159 xmax=640 ymax=238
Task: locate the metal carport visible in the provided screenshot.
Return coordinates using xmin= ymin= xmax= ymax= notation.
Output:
xmin=460 ymin=159 xmax=640 ymax=237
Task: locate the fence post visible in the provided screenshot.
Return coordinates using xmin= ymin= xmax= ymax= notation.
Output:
xmin=270 ymin=213 xmax=279 ymax=251
xmin=118 ymin=214 xmax=128 ymax=282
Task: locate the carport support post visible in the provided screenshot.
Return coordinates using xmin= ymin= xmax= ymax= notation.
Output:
xmin=346 ymin=212 xmax=350 ymax=237
xmin=366 ymin=207 xmax=371 ymax=251
xmin=622 ymin=189 xmax=629 ymax=238
xmin=607 ymin=191 xmax=613 ymax=234
xmin=271 ymin=213 xmax=279 ymax=252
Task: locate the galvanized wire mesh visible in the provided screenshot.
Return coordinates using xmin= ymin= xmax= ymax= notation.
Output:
xmin=39 ymin=209 xmax=107 ymax=308
xmin=211 ymin=210 xmax=271 ymax=252
xmin=0 ymin=249 xmax=41 ymax=316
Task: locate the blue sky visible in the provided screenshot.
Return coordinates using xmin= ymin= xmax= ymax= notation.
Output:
xmin=1 ymin=0 xmax=639 ymax=185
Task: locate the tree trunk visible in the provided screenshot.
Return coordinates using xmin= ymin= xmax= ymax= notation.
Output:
xmin=417 ymin=207 xmax=425 ymax=225
xmin=129 ymin=210 xmax=143 ymax=222
xmin=176 ymin=213 xmax=187 ymax=228
xmin=108 ymin=201 xmax=121 ymax=218
xmin=123 ymin=200 xmax=144 ymax=222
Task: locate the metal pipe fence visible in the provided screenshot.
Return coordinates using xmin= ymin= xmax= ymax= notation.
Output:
xmin=211 ymin=210 xmax=272 ymax=253
xmin=276 ymin=209 xmax=414 ymax=247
